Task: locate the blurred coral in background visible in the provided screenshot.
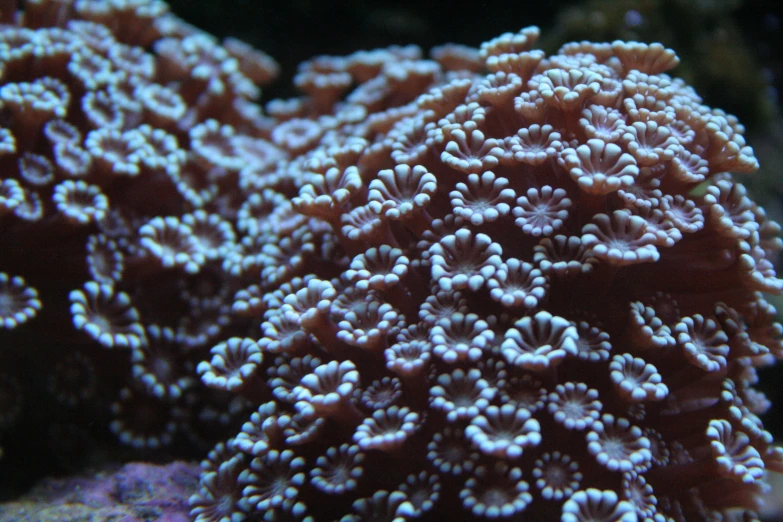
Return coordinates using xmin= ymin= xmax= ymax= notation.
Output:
xmin=0 ymin=0 xmax=281 ymax=494
xmin=0 ymin=0 xmax=782 ymax=521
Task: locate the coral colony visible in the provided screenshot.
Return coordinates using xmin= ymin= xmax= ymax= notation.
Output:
xmin=0 ymin=1 xmax=781 ymax=521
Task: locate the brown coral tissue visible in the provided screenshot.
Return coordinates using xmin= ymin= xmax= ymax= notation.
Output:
xmin=0 ymin=1 xmax=781 ymax=521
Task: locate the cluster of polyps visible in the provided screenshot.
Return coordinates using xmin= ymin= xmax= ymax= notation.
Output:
xmin=0 ymin=2 xmax=779 ymax=520
xmin=188 ymin=25 xmax=783 ymax=522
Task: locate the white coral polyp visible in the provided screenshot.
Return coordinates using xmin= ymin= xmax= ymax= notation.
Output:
xmin=501 ymin=310 xmax=579 ymax=371
xmin=429 ymin=228 xmax=503 ymax=292
xmin=465 ymin=404 xmax=542 ymax=459
xmin=559 ymin=139 xmax=639 ymax=195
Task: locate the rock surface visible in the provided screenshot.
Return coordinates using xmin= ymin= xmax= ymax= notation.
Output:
xmin=0 ymin=461 xmax=199 ymax=522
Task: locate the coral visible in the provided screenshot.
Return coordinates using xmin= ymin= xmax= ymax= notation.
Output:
xmin=546 ymin=0 xmax=776 ymax=129
xmin=0 ymin=3 xmax=780 ymax=522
